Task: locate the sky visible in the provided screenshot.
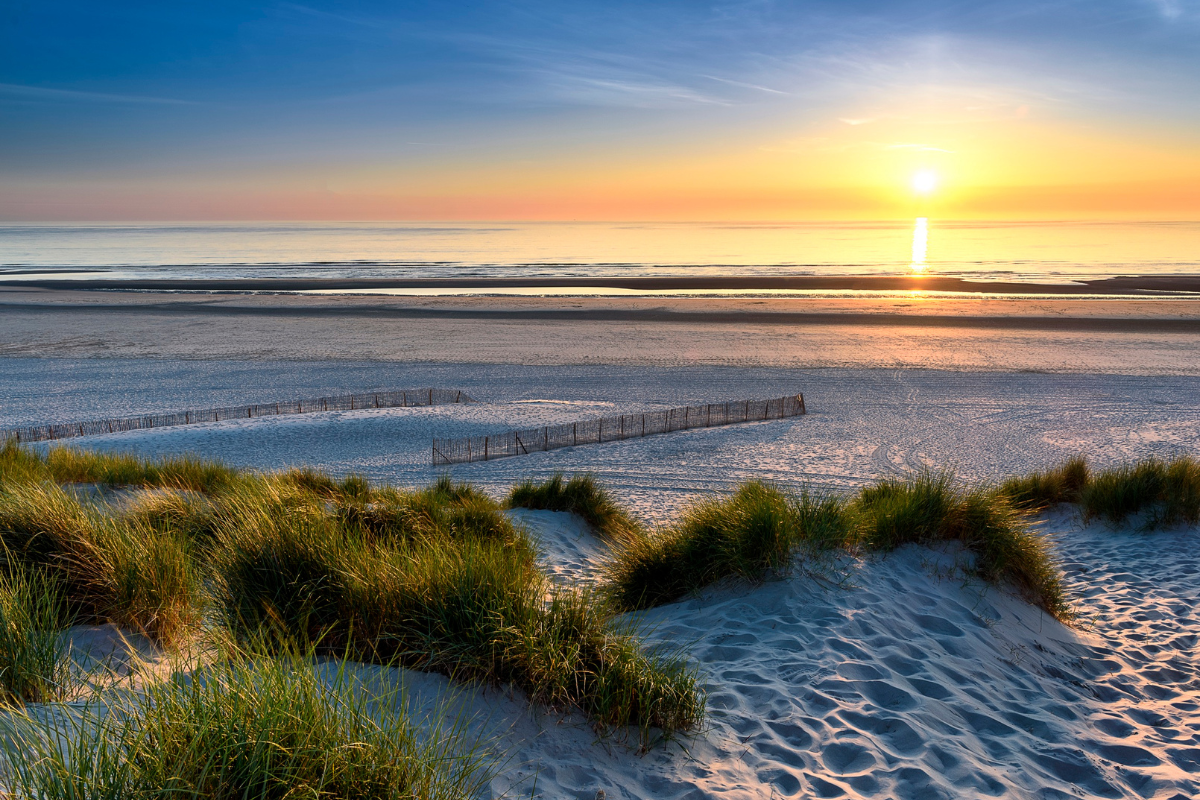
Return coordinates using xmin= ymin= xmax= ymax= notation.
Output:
xmin=1 ymin=1 xmax=1198 ymax=221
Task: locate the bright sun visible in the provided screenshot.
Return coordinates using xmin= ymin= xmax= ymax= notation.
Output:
xmin=912 ymin=170 xmax=938 ymax=195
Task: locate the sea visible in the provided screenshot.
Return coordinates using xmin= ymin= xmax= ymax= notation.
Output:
xmin=1 ymin=220 xmax=1197 ymax=290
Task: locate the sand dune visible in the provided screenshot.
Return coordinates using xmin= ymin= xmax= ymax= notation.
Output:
xmin=5 ymin=475 xmax=1197 ymax=798
xmin=389 ymin=508 xmax=1198 ymax=799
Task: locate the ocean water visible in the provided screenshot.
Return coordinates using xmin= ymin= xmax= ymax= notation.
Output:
xmin=1 ymin=220 xmax=1197 ymax=285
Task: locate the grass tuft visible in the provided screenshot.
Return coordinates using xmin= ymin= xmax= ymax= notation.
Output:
xmin=1080 ymin=456 xmax=1200 ymax=528
xmin=507 ymin=473 xmax=642 ymax=541
xmin=0 ymin=565 xmax=73 ymax=705
xmin=0 ymin=482 xmax=201 ymax=644
xmin=211 ymin=479 xmax=702 ymax=737
xmin=607 ymin=472 xmax=1069 ymax=621
xmin=1000 ymin=456 xmax=1090 ymax=510
xmin=606 ymin=481 xmax=855 ymax=611
xmin=1001 ymin=454 xmax=1200 ymax=529
xmin=4 ymin=649 xmax=494 ymax=799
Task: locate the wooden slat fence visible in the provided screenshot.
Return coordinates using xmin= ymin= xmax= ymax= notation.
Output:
xmin=432 ymin=393 xmax=804 ymax=465
xmin=1 ymin=388 xmax=473 ymax=444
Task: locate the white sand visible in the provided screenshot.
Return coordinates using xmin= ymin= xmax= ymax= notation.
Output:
xmin=13 ymin=362 xmax=1197 ymax=523
xmin=344 ymin=508 xmax=1198 ymax=799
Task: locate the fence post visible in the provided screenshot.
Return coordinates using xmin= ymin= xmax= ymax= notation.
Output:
xmin=429 ymin=389 xmax=433 ymax=405
xmin=544 ymin=427 xmax=548 ymax=450
xmin=573 ymin=423 xmax=577 ymax=446
xmin=642 ymin=414 xmax=645 ymax=436
xmin=799 ymin=393 xmax=805 ymax=414
xmin=484 ymin=436 xmax=489 ymax=461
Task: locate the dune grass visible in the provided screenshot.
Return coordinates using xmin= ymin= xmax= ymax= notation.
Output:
xmin=999 ymin=456 xmax=1090 ymax=510
xmin=4 ymin=650 xmax=494 ymax=800
xmin=607 ymin=472 xmax=1071 ymax=621
xmin=605 ymin=482 xmax=853 ymax=611
xmin=0 ymin=565 xmax=74 ymax=706
xmin=1080 ymin=456 xmax=1200 ymax=527
xmin=1000 ymin=454 xmax=1200 ymax=528
xmin=0 ymin=438 xmax=239 ymax=494
xmin=190 ymin=472 xmax=699 ymax=736
xmin=856 ymin=473 xmax=1069 ymax=619
xmin=0 ymin=482 xmax=201 ymax=645
xmin=210 ymin=479 xmax=701 ymax=736
xmin=507 ymin=472 xmax=643 ymax=542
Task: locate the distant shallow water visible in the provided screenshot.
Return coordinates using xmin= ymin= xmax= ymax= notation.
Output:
xmin=1 ymin=221 xmax=1198 ymax=292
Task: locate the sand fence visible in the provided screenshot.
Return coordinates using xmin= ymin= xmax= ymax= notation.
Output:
xmin=432 ymin=393 xmax=805 ymax=465
xmin=1 ymin=388 xmax=473 ymax=444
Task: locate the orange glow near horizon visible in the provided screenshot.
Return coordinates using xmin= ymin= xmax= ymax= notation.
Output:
xmin=3 ymin=109 xmax=1198 ymax=221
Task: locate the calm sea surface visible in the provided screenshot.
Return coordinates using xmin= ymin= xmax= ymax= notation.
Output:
xmin=1 ymin=221 xmax=1197 ymax=287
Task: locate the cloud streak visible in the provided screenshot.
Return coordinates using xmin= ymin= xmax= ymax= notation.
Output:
xmin=0 ymin=82 xmax=196 ymax=106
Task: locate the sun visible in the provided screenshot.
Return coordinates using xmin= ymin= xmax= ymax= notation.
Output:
xmin=912 ymin=169 xmax=938 ymax=195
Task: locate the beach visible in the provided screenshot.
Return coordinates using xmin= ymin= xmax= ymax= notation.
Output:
xmin=2 ymin=285 xmax=1199 ymax=798
xmin=4 ymin=286 xmax=1200 ymax=373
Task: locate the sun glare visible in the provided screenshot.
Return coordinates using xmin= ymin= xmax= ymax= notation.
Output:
xmin=912 ymin=170 xmax=938 ymax=195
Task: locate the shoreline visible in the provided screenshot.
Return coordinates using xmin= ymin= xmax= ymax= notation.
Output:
xmin=4 ymin=286 xmax=1199 ymax=373
xmin=5 ymin=273 xmax=1200 ymax=295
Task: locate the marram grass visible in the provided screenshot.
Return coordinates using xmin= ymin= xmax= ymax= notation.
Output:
xmin=0 ymin=482 xmax=201 ymax=645
xmin=507 ymin=472 xmax=643 ymax=542
xmin=0 ymin=565 xmax=74 ymax=706
xmin=2 ymin=648 xmax=495 ymax=800
xmin=1001 ymin=454 xmax=1200 ymax=529
xmin=1080 ymin=456 xmax=1200 ymax=528
xmin=999 ymin=456 xmax=1089 ymax=510
xmin=210 ymin=483 xmax=702 ymax=737
xmin=605 ymin=481 xmax=853 ymax=611
xmin=607 ymin=472 xmax=1071 ymax=621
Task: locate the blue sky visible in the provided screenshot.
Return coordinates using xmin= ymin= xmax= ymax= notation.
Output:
xmin=2 ymin=1 xmax=1198 ymax=218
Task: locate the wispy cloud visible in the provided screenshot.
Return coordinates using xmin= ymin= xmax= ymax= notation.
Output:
xmin=0 ymin=83 xmax=196 ymax=106
xmin=699 ymin=74 xmax=788 ymax=95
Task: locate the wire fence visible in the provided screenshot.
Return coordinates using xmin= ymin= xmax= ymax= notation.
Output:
xmin=1 ymin=388 xmax=474 ymax=445
xmin=432 ymin=393 xmax=805 ymax=465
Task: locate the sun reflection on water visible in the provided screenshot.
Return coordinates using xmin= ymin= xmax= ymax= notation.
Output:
xmin=911 ymin=217 xmax=928 ymax=272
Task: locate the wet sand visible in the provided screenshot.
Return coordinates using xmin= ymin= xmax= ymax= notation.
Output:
xmin=2 ymin=286 xmax=1199 ymax=373
xmin=5 ymin=273 xmax=1200 ymax=294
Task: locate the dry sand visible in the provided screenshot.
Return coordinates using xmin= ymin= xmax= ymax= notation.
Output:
xmin=451 ymin=507 xmax=1200 ymax=799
